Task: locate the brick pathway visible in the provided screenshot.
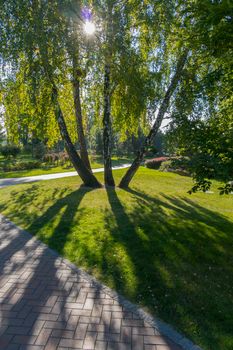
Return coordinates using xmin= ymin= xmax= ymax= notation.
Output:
xmin=0 ymin=216 xmax=189 ymax=350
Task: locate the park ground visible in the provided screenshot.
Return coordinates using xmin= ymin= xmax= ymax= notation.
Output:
xmin=0 ymin=168 xmax=232 ymax=350
xmin=0 ymin=154 xmax=131 ymax=178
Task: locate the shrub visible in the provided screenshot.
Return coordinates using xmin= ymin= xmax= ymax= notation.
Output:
xmin=33 ymin=142 xmax=46 ymax=160
xmin=146 ymin=146 xmax=158 ymax=157
xmin=0 ymin=144 xmax=21 ymax=159
xmin=145 ymin=157 xmax=170 ymax=169
xmin=43 ymin=151 xmax=70 ymax=165
xmin=2 ymin=161 xmax=41 ymax=172
xmin=159 ymin=160 xmax=172 ymax=172
xmin=159 ymin=157 xmax=191 ymax=176
xmin=170 ymin=157 xmax=191 ymax=171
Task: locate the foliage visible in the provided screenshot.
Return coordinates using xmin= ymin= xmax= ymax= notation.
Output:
xmin=145 ymin=157 xmax=169 ymax=169
xmin=159 ymin=157 xmax=191 ymax=177
xmin=165 ymin=0 xmax=233 ymax=193
xmin=0 ymin=144 xmax=21 ymax=159
xmin=167 ymin=115 xmax=233 ymax=193
xmin=0 ymin=0 xmax=232 ymax=188
xmin=2 ymin=160 xmax=41 ymax=172
xmin=32 ymin=142 xmax=46 ymax=160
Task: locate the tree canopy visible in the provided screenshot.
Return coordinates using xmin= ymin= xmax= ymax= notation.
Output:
xmin=0 ymin=0 xmax=232 ymax=190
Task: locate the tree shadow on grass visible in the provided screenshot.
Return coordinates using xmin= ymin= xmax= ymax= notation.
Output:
xmin=0 ymin=186 xmax=118 ymax=349
xmin=102 ymin=187 xmax=233 ymax=350
xmin=1 ymin=183 xmax=233 ymax=349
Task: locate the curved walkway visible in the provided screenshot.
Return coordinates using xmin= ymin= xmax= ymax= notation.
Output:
xmin=0 ymin=215 xmax=201 ymax=350
xmin=0 ymin=164 xmax=131 ymax=188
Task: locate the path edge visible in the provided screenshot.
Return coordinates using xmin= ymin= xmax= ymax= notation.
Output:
xmin=0 ymin=213 xmax=202 ymax=350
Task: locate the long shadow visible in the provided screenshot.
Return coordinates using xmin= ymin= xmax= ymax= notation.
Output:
xmin=0 ymin=184 xmax=133 ymax=349
xmin=103 ymin=187 xmax=233 ymax=350
xmin=0 ymin=220 xmax=70 ymax=349
xmin=0 ymin=186 xmax=101 ymax=349
xmin=1 ymin=182 xmax=233 ymax=349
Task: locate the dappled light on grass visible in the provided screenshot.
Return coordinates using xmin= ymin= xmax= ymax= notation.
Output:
xmin=0 ymin=169 xmax=232 ymax=350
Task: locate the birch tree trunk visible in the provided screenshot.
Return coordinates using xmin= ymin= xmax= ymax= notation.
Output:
xmin=52 ymin=85 xmax=102 ymax=188
xmin=102 ymin=2 xmax=115 ymax=187
xmin=119 ymin=50 xmax=189 ymax=188
xmin=72 ymin=56 xmax=92 ymax=171
xmin=103 ymin=62 xmax=115 ymax=186
xmin=37 ymin=25 xmax=100 ymax=186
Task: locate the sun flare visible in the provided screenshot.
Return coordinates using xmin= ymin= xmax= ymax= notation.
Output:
xmin=84 ymin=21 xmax=96 ymax=35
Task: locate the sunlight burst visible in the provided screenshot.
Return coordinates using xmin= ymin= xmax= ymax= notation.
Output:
xmin=84 ymin=21 xmax=96 ymax=35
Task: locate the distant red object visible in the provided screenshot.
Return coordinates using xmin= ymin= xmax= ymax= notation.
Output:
xmin=146 ymin=157 xmax=170 ymax=162
xmin=145 ymin=157 xmax=170 ymax=169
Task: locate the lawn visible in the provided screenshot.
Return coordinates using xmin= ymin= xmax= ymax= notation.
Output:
xmin=0 ymin=154 xmax=131 ymax=178
xmin=0 ymin=168 xmax=232 ymax=350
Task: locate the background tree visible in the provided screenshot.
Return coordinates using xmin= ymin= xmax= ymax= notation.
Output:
xmin=165 ymin=0 xmax=233 ymax=193
xmin=0 ymin=0 xmax=102 ymax=187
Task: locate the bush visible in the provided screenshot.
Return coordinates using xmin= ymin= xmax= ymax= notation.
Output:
xmin=145 ymin=157 xmax=170 ymax=169
xmin=33 ymin=142 xmax=46 ymax=160
xmin=159 ymin=157 xmax=191 ymax=176
xmin=2 ymin=161 xmax=41 ymax=172
xmin=0 ymin=144 xmax=21 ymax=159
xmin=43 ymin=151 xmax=70 ymax=165
xmin=159 ymin=160 xmax=172 ymax=172
xmin=146 ymin=146 xmax=158 ymax=157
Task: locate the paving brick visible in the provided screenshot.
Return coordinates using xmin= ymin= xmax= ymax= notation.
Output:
xmin=51 ymin=329 xmax=74 ymax=339
xmin=132 ymin=326 xmax=155 ymax=335
xmin=44 ymin=337 xmax=60 ymax=350
xmin=87 ymin=324 xmax=105 ymax=332
xmin=97 ymin=332 xmax=121 ymax=342
xmin=111 ymin=311 xmax=132 ymax=319
xmin=156 ymin=346 xmax=182 ymax=350
xmin=23 ymin=313 xmax=38 ymax=327
xmin=144 ymin=345 xmax=156 ymax=350
xmin=44 ymin=321 xmax=66 ymax=330
xmin=83 ymin=331 xmax=97 ymax=349
xmin=79 ymin=316 xmax=100 ymax=324
xmin=71 ymin=309 xmax=92 ymax=316
xmin=91 ymin=304 xmax=103 ymax=317
xmin=159 ymin=344 xmax=183 ymax=350
xmin=144 ymin=335 xmax=170 ymax=345
xmin=74 ymin=322 xmax=88 ymax=339
xmin=122 ymin=319 xmax=144 ymax=327
xmin=6 ymin=344 xmax=21 ymax=350
xmin=33 ymin=306 xmax=52 ymax=314
xmin=95 ymin=340 xmax=107 ymax=350
xmin=103 ymin=305 xmax=123 ymax=312
xmin=0 ymin=334 xmax=14 ymax=347
xmin=107 ymin=342 xmax=130 ymax=350
xmin=83 ymin=298 xmax=94 ymax=310
xmin=35 ymin=328 xmax=52 ymax=346
xmin=120 ymin=326 xmax=132 ymax=343
xmin=37 ymin=314 xmax=59 ymax=321
xmin=30 ymin=321 xmax=45 ymax=336
xmin=1 ymin=317 xmax=24 ymax=326
xmin=19 ymin=345 xmax=44 ymax=350
xmin=6 ymin=326 xmax=31 ymax=335
xmin=45 ymin=296 xmax=58 ymax=308
xmin=59 ymin=338 xmax=83 ymax=348
xmin=12 ymin=335 xmax=37 ymax=345
xmin=132 ymin=334 xmax=144 ymax=350
xmin=100 ymin=311 xmax=112 ymax=326
xmin=64 ymin=302 xmax=83 ymax=310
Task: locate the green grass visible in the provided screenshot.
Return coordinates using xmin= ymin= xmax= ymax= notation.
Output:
xmin=0 ymin=155 xmax=131 ymax=178
xmin=0 ymin=168 xmax=232 ymax=350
